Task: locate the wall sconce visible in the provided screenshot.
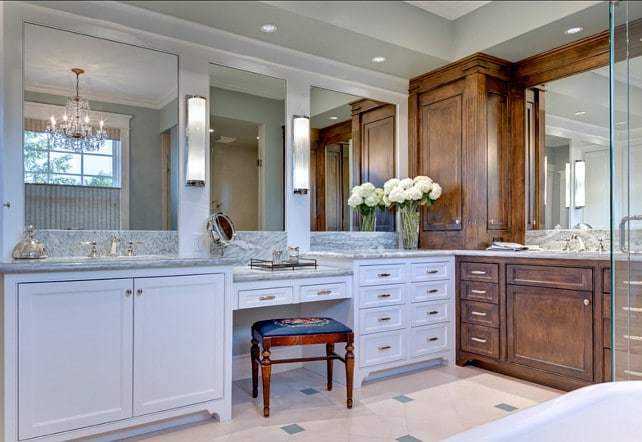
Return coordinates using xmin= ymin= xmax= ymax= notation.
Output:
xmin=292 ymin=115 xmax=310 ymax=194
xmin=565 ymin=162 xmax=570 ymax=208
xmin=574 ymin=160 xmax=586 ymax=208
xmin=186 ymin=95 xmax=207 ymax=187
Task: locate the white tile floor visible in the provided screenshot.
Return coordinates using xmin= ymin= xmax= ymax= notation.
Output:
xmin=126 ymin=365 xmax=561 ymax=442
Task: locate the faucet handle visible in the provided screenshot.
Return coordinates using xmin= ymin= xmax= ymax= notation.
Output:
xmin=125 ymin=241 xmax=143 ymax=256
xmin=562 ymin=237 xmax=572 ymax=252
xmin=597 ymin=237 xmax=606 ymax=252
xmin=79 ymin=241 xmax=98 ymax=258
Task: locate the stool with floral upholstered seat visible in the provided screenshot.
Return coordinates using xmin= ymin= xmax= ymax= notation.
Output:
xmin=250 ymin=317 xmax=354 ymax=417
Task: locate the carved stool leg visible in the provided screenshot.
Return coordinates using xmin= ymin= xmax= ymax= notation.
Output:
xmin=251 ymin=338 xmax=260 ymax=398
xmin=326 ymin=343 xmax=334 ymax=391
xmin=260 ymin=346 xmax=272 ymax=417
xmin=345 ymin=341 xmax=354 ymax=409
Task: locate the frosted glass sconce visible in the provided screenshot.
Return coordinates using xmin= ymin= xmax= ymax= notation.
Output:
xmin=574 ymin=160 xmax=586 ymax=208
xmin=292 ymin=115 xmax=310 ymax=194
xmin=565 ymin=162 xmax=570 ymax=208
xmin=186 ymin=95 xmax=207 ymax=187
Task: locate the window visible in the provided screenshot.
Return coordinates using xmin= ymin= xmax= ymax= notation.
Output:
xmin=24 ymin=130 xmax=120 ymax=187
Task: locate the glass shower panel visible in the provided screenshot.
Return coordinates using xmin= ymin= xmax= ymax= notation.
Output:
xmin=610 ymin=0 xmax=642 ymax=381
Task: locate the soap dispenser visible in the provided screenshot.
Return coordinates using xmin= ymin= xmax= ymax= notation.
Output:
xmin=12 ymin=225 xmax=48 ymax=259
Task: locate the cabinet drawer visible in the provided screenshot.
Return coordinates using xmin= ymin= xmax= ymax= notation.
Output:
xmin=507 ymin=264 xmax=593 ymax=291
xmin=411 ymin=300 xmax=450 ymax=327
xmin=360 ymin=330 xmax=405 ymax=367
xmin=411 ymin=323 xmax=450 ymax=358
xmin=460 ymin=262 xmax=499 ymax=283
xmin=461 ymin=323 xmax=499 ymax=359
xmin=359 ymin=284 xmax=404 ymax=308
xmin=460 ymin=300 xmax=499 ymax=327
xmin=300 ymin=282 xmax=348 ymax=303
xmin=237 ymin=286 xmax=293 ymax=309
xmin=410 ymin=281 xmax=449 ymax=302
xmin=359 ymin=264 xmax=405 ymax=286
xmin=410 ymin=261 xmax=450 ymax=282
xmin=359 ymin=305 xmax=404 ymax=334
xmin=459 ymin=280 xmax=499 ymax=304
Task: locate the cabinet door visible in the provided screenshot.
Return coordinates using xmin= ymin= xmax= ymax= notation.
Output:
xmin=486 ymin=90 xmax=510 ymax=234
xmin=18 ymin=279 xmax=133 ymax=439
xmin=133 ymin=273 xmax=225 ymax=415
xmin=506 ymin=284 xmax=593 ymax=381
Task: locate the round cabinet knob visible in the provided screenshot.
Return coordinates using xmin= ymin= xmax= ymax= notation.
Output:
xmin=584 ymin=299 xmax=590 ymax=306
xmin=126 ymin=289 xmax=132 ymax=296
xmin=137 ymin=288 xmax=143 ymax=296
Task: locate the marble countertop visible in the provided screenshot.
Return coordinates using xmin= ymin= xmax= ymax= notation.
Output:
xmin=304 ymin=248 xmax=615 ymax=261
xmin=233 ymin=264 xmax=353 ymax=282
xmin=0 ymin=255 xmax=240 ymax=273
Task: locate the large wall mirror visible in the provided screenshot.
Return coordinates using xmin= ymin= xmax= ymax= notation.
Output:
xmin=543 ymin=67 xmax=610 ymax=229
xmin=309 ymin=86 xmax=396 ymax=232
xmin=23 ymin=23 xmax=179 ymax=231
xmin=209 ymin=64 xmax=285 ymax=231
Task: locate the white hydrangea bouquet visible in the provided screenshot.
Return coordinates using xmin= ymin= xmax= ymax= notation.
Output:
xmin=347 ymin=182 xmax=384 ymax=231
xmin=382 ymin=176 xmax=442 ymax=248
xmin=382 ymin=176 xmax=442 ymax=211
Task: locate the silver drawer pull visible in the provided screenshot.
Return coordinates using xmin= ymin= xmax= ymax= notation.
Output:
xmin=471 ymin=289 xmax=487 ymax=294
xmin=426 ymin=269 xmax=439 ymax=274
xmin=427 ymin=310 xmax=439 ymax=315
xmin=378 ymin=317 xmax=392 ymax=322
xmin=378 ymin=293 xmax=391 ymax=298
xmin=624 ymin=334 xmax=642 ymax=341
xmin=471 ymin=270 xmax=487 ymax=275
xmin=471 ymin=337 xmax=487 ymax=343
xmin=259 ymin=295 xmax=276 ymax=301
xmin=623 ymin=306 xmax=642 ymax=313
xmin=427 ymin=289 xmax=439 ymax=294
xmin=378 ymin=345 xmax=392 ymax=351
xmin=624 ymin=369 xmax=642 ymax=377
xmin=624 ymin=280 xmax=642 ymax=286
xmin=428 ymin=337 xmax=439 ymax=342
xmin=471 ymin=311 xmax=487 ymax=316
xmin=317 ymin=290 xmax=332 ymax=295
xmin=378 ymin=272 xmax=391 ymax=278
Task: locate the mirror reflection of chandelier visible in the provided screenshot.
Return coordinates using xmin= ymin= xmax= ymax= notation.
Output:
xmin=46 ymin=68 xmax=106 ymax=152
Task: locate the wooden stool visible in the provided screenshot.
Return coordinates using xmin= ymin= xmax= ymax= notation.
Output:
xmin=251 ymin=317 xmax=354 ymax=417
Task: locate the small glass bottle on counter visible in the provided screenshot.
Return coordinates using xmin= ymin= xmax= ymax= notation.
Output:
xmin=287 ymin=246 xmax=300 ymax=264
xmin=272 ymin=249 xmax=284 ymax=264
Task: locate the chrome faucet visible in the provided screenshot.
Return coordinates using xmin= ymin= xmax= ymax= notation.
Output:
xmin=107 ymin=235 xmax=121 ymax=256
xmin=571 ymin=234 xmax=587 ymax=252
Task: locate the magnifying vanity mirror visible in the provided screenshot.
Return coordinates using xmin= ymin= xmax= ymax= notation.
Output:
xmin=206 ymin=212 xmax=236 ymax=246
xmin=309 ymin=86 xmax=396 ymax=232
xmin=209 ymin=64 xmax=285 ymax=231
xmin=23 ymin=23 xmax=179 ymax=231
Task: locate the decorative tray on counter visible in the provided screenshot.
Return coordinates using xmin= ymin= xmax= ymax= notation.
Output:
xmin=249 ymin=257 xmax=318 ymax=271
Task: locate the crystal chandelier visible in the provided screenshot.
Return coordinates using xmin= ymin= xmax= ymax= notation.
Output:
xmin=46 ymin=68 xmax=106 ymax=153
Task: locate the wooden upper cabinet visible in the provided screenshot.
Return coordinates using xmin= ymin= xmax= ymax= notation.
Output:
xmin=410 ymin=53 xmax=519 ymax=249
xmin=418 ymin=82 xmax=464 ymax=247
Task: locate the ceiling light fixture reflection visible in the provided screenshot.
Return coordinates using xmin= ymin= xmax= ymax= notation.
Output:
xmin=574 ymin=111 xmax=586 ymax=116
xmin=329 ymin=116 xmax=338 ymax=120
xmin=564 ymin=26 xmax=584 ymax=35
xmin=371 ymin=56 xmax=387 ymax=63
xmin=260 ymin=23 xmax=278 ymax=33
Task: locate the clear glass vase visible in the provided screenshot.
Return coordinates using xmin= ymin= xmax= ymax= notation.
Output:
xmin=400 ymin=208 xmax=420 ymax=249
xmin=360 ymin=212 xmax=376 ymax=232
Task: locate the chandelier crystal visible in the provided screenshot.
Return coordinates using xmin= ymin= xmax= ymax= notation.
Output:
xmin=46 ymin=68 xmax=107 ymax=153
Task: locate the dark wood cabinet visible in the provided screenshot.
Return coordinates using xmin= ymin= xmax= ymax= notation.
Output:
xmin=410 ymin=54 xmax=521 ymax=249
xmin=506 ymin=283 xmax=593 ymax=382
xmin=457 ymin=255 xmax=610 ymax=391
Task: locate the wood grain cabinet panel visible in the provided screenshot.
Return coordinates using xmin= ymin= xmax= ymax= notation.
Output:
xmin=507 ymin=264 xmax=593 ymax=291
xmin=460 ymin=261 xmax=499 ymax=283
xmin=460 ymin=300 xmax=499 ymax=327
xmin=461 ymin=323 xmax=499 ymax=359
xmin=506 ymin=284 xmax=593 ymax=382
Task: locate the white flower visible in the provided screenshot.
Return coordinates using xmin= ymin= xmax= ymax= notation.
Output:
xmin=348 ymin=182 xmax=384 ymax=212
xmin=429 ymin=182 xmax=442 ymax=200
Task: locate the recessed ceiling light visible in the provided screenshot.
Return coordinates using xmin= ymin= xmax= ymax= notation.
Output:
xmin=260 ymin=23 xmax=278 ymax=33
xmin=564 ymin=26 xmax=584 ymax=35
xmin=574 ymin=111 xmax=586 ymax=116
xmin=329 ymin=116 xmax=338 ymax=120
xmin=371 ymin=56 xmax=387 ymax=63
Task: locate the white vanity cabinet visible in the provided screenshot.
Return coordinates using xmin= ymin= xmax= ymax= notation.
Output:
xmin=313 ymin=254 xmax=455 ymax=387
xmin=5 ymin=265 xmax=232 ymax=442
